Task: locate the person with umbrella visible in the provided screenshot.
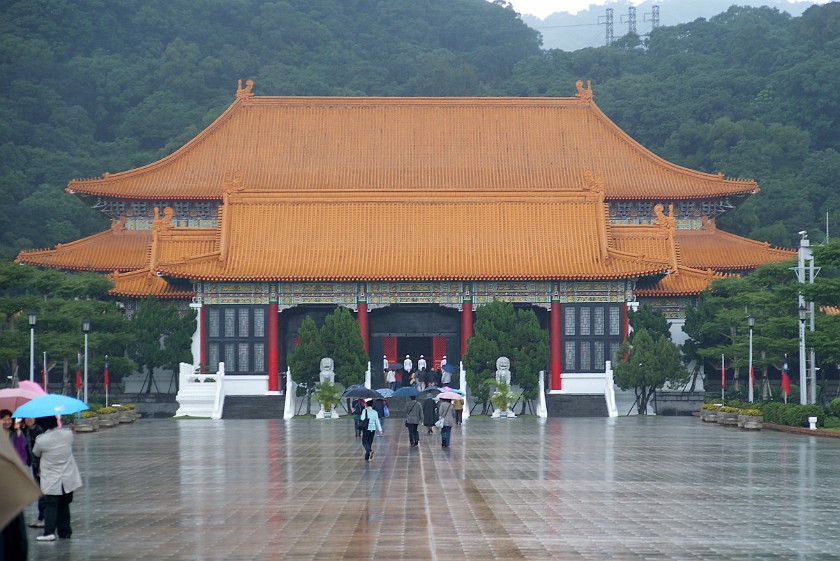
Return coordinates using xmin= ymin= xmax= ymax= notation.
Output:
xmin=404 ymin=395 xmax=423 ymax=447
xmin=359 ymin=399 xmax=383 ymax=462
xmin=32 ymin=415 xmax=82 ymax=541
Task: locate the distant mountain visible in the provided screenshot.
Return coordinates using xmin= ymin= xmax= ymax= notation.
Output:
xmin=521 ymin=0 xmax=822 ymax=50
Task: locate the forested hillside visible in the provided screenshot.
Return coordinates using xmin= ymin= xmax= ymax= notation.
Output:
xmin=2 ymin=0 xmax=839 ymax=259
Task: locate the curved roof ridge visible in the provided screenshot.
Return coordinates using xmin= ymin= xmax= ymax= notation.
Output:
xmin=679 ymin=227 xmax=796 ymax=254
xmin=67 ymin=96 xmax=245 ymax=194
xmin=586 ymin=100 xmax=758 ymax=197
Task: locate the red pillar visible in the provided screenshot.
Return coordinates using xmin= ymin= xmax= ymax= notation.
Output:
xmin=199 ymin=305 xmax=206 ymax=369
xmin=460 ymin=296 xmax=473 ymax=356
xmin=357 ymin=301 xmax=369 ymax=354
xmin=267 ymin=302 xmax=279 ymax=392
xmin=550 ymin=300 xmax=562 ymax=391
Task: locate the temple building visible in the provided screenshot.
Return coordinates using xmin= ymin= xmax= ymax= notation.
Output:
xmin=17 ymin=80 xmax=794 ymax=400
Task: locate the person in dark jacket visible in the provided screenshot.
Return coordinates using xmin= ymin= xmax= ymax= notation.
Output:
xmin=422 ymin=397 xmax=438 ymax=435
xmin=404 ymin=396 xmax=423 ymax=447
xmin=23 ymin=418 xmax=46 ymax=528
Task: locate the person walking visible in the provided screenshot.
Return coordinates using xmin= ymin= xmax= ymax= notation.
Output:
xmin=351 ymin=399 xmax=364 ymax=438
xmin=32 ymin=416 xmax=82 ymax=541
xmin=24 ymin=417 xmax=46 ymax=528
xmin=422 ymin=396 xmax=438 ymax=435
xmin=404 ymin=396 xmax=423 ymax=447
xmin=454 ymin=396 xmax=464 ymax=426
xmin=438 ymin=398 xmax=455 ymax=447
xmin=417 ymin=355 xmax=427 ymax=372
xmin=403 ymin=355 xmax=413 ymax=374
xmin=359 ymin=400 xmax=383 ymax=462
xmin=386 ymin=368 xmax=397 ymax=391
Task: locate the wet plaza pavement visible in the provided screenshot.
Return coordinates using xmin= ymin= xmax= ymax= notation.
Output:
xmin=22 ymin=416 xmax=840 ymax=561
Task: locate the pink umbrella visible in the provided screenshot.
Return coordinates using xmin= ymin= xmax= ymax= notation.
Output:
xmin=17 ymin=380 xmax=46 ymax=396
xmin=0 ymin=387 xmax=43 ymax=413
xmin=437 ymin=391 xmax=465 ymax=401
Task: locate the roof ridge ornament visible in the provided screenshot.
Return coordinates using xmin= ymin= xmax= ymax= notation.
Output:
xmin=653 ymin=203 xmax=675 ymax=231
xmin=223 ymin=170 xmax=245 ymax=195
xmin=582 ymin=169 xmax=604 ymax=194
xmin=111 ymin=216 xmax=127 ymax=235
xmin=575 ymin=79 xmax=593 ymax=103
xmin=701 ymin=215 xmax=717 ymax=231
xmin=236 ymin=79 xmax=254 ymax=99
xmin=152 ymin=207 xmax=175 ymax=231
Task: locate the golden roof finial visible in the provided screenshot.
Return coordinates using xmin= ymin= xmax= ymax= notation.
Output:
xmin=575 ymin=80 xmax=593 ymax=102
xmin=236 ymin=79 xmax=254 ymax=99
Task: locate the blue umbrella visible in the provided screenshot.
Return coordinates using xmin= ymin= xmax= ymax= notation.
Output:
xmin=441 ymin=364 xmax=457 ymax=373
xmin=12 ymin=394 xmax=89 ymax=418
xmin=388 ymin=363 xmax=402 ymax=370
xmin=393 ymin=386 xmax=420 ymax=397
xmin=376 ymin=388 xmax=394 ymax=398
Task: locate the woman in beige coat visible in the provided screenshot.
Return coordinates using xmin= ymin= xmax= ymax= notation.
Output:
xmin=32 ymin=416 xmax=82 ymax=541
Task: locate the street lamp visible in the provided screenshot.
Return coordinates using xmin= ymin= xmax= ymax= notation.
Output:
xmin=82 ymin=318 xmax=91 ymax=404
xmin=747 ymin=315 xmax=755 ymax=403
xmin=798 ymin=303 xmax=807 ymax=405
xmin=28 ymin=310 xmax=37 ymax=382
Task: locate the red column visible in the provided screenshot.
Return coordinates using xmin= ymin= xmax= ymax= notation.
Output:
xmin=550 ymin=300 xmax=562 ymax=391
xmin=267 ymin=302 xmax=279 ymax=392
xmin=199 ymin=305 xmax=206 ymax=368
xmin=357 ymin=301 xmax=369 ymax=354
xmin=460 ymin=297 xmax=473 ymax=356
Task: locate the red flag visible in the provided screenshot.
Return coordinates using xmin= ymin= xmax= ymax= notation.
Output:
xmin=721 ymin=356 xmax=725 ymax=389
xmin=781 ymin=356 xmax=791 ymax=397
xmin=75 ymin=364 xmax=81 ymax=392
xmin=104 ymin=359 xmax=109 ymax=387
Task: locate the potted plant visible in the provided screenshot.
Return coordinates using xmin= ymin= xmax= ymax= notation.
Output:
xmin=73 ymin=410 xmax=99 ymax=432
xmin=313 ymin=381 xmax=342 ymax=418
xmin=717 ymin=406 xmax=740 ymax=426
xmin=700 ymin=403 xmax=721 ymax=422
xmin=484 ymin=380 xmax=519 ymax=418
xmin=116 ymin=404 xmax=137 ymax=423
xmin=97 ymin=406 xmax=120 ymax=428
xmin=737 ymin=408 xmax=763 ymax=430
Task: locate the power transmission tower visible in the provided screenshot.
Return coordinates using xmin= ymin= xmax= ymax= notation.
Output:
xmin=621 ymin=6 xmax=637 ymax=35
xmin=644 ymin=5 xmax=660 ymax=32
xmin=599 ymin=8 xmax=615 ymax=47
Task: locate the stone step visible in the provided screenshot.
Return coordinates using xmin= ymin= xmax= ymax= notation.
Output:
xmin=222 ymin=395 xmax=286 ymax=419
xmin=546 ymin=394 xmax=608 ymax=417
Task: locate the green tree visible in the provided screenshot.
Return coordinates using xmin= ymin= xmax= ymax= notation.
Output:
xmin=614 ymin=328 xmax=686 ymax=414
xmin=320 ymin=306 xmax=367 ymax=387
xmin=287 ymin=315 xmax=325 ymax=414
xmin=126 ymin=296 xmax=195 ymax=393
xmin=510 ymin=308 xmax=549 ymax=412
xmin=463 ymin=300 xmax=516 ymax=413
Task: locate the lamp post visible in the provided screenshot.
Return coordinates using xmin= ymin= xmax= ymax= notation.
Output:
xmin=82 ymin=318 xmax=91 ymax=404
xmin=28 ymin=310 xmax=37 ymax=382
xmin=798 ymin=303 xmax=807 ymax=405
xmin=747 ymin=315 xmax=755 ymax=403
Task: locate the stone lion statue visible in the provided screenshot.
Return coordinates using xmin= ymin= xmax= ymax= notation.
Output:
xmin=319 ymin=357 xmax=335 ymax=385
xmin=495 ymin=356 xmax=511 ymax=386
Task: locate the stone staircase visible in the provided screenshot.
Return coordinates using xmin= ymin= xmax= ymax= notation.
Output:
xmin=222 ymin=396 xmax=286 ymax=419
xmin=546 ymin=394 xmax=608 ymax=417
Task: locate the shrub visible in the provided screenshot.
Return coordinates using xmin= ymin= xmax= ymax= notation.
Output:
xmin=785 ymin=405 xmax=825 ymax=428
xmin=80 ymin=410 xmax=98 ymax=419
xmin=97 ymin=406 xmax=118 ymax=414
xmin=740 ymin=409 xmax=761 ymax=416
xmin=701 ymin=403 xmax=721 ymax=411
xmin=830 ymin=397 xmax=840 ymax=418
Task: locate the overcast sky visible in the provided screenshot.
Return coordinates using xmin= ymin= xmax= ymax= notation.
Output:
xmin=504 ymin=0 xmax=828 ymax=19
xmin=505 ymin=0 xmax=644 ymax=18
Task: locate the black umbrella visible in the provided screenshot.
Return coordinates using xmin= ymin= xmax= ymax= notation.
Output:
xmin=418 ymin=387 xmax=442 ymax=400
xmin=341 ymin=387 xmax=381 ymax=400
xmin=388 ymin=363 xmax=403 ymax=370
xmin=441 ymin=364 xmax=457 ymax=373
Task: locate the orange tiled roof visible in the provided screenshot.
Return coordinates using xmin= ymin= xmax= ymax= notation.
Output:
xmin=66 ymin=88 xmax=757 ymax=202
xmin=108 ymin=269 xmax=195 ymax=299
xmin=676 ymin=222 xmax=795 ymax=271
xmin=154 ymin=193 xmax=668 ymax=282
xmin=634 ymin=266 xmax=724 ymax=297
xmin=15 ymin=221 xmax=151 ymax=272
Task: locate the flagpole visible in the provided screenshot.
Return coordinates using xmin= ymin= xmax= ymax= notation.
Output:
xmin=721 ymin=354 xmax=725 ymax=403
xmin=105 ymin=355 xmax=109 ymax=407
xmin=43 ymin=351 xmax=47 ymax=392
